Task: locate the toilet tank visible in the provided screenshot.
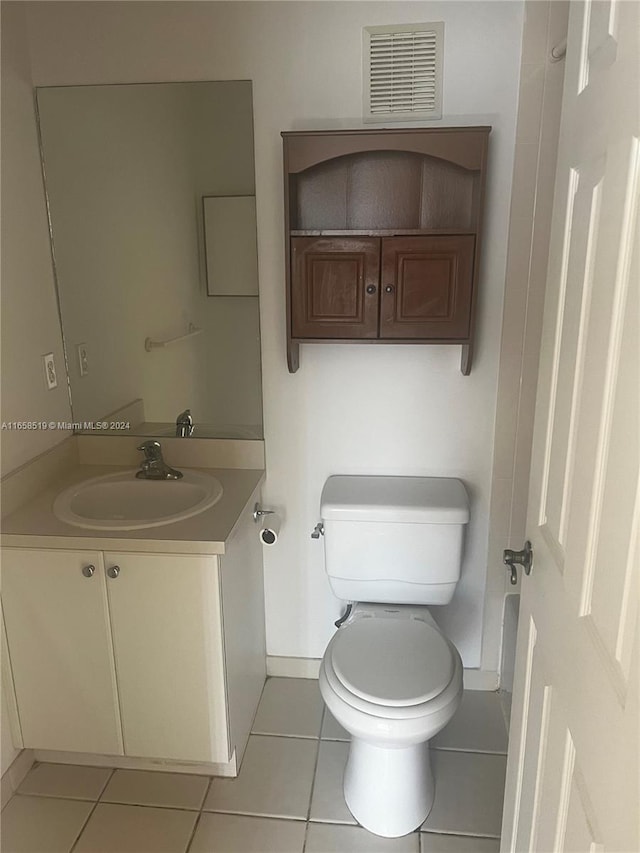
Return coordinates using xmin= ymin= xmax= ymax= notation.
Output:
xmin=320 ymin=476 xmax=469 ymax=605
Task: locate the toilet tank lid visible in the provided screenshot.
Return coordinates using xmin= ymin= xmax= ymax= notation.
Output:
xmin=320 ymin=476 xmax=469 ymax=524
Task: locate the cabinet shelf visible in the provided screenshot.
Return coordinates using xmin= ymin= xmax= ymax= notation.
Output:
xmin=282 ymin=127 xmax=490 ymax=374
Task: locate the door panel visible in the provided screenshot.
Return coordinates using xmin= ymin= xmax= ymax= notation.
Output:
xmin=291 ymin=237 xmax=380 ymax=338
xmin=380 ymin=235 xmax=474 ymax=339
xmin=501 ymin=3 xmax=639 ymax=851
xmin=105 ymin=552 xmax=228 ymax=763
xmin=1 ymin=549 xmax=122 ymax=755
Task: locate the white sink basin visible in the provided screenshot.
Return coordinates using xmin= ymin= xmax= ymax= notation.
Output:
xmin=53 ymin=469 xmax=223 ymax=531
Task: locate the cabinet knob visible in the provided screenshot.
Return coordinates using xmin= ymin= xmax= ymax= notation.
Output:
xmin=366 ymin=284 xmax=377 ymax=295
xmin=384 ymin=285 xmax=395 ymax=294
xmin=107 ymin=565 xmax=120 ymax=579
xmin=82 ymin=564 xmax=95 ymax=578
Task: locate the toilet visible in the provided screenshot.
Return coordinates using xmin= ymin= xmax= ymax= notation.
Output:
xmin=317 ymin=475 xmax=469 ymax=838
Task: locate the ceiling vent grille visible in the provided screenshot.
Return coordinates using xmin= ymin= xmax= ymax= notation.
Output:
xmin=363 ymin=23 xmax=444 ymax=122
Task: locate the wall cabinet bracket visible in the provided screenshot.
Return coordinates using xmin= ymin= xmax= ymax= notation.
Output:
xmin=287 ymin=341 xmax=300 ymax=373
xmin=461 ymin=344 xmax=472 ymax=376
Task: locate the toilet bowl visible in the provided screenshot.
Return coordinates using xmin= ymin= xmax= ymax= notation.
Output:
xmin=316 ymin=475 xmax=469 ymax=838
xmin=319 ymin=606 xmax=463 ymax=837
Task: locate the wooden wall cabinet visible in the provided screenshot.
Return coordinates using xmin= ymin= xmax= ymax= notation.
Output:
xmin=282 ymin=128 xmax=490 ymax=374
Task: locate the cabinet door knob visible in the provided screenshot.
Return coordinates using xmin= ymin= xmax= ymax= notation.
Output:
xmin=82 ymin=564 xmax=95 ymax=578
xmin=107 ymin=565 xmax=120 ymax=579
xmin=384 ymin=285 xmax=395 ymax=294
xmin=366 ymin=284 xmax=377 ymax=295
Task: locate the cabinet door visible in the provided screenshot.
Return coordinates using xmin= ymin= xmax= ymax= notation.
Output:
xmin=105 ymin=553 xmax=228 ymax=763
xmin=291 ymin=237 xmax=380 ymax=338
xmin=1 ymin=549 xmax=122 ymax=754
xmin=380 ymin=236 xmax=475 ymax=339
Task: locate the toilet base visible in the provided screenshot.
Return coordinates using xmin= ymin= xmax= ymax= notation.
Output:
xmin=343 ymin=737 xmax=434 ymax=837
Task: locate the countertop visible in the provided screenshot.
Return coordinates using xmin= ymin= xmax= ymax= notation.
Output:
xmin=1 ymin=464 xmax=264 ymax=555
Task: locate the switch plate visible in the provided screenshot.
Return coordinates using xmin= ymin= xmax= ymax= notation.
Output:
xmin=77 ymin=343 xmax=89 ymax=376
xmin=43 ymin=353 xmax=57 ymax=390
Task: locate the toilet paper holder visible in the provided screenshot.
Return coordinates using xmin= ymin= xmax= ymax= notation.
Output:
xmin=253 ymin=503 xmax=274 ymax=523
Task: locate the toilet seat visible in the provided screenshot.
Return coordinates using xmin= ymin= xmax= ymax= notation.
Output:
xmin=330 ymin=617 xmax=454 ymax=708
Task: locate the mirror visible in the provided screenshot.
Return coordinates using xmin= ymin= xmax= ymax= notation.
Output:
xmin=37 ymin=81 xmax=263 ymax=440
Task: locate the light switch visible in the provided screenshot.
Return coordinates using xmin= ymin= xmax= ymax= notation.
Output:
xmin=43 ymin=353 xmax=57 ymax=390
xmin=77 ymin=343 xmax=89 ymax=376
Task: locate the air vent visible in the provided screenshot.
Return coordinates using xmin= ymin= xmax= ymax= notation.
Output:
xmin=363 ymin=23 xmax=444 ymax=122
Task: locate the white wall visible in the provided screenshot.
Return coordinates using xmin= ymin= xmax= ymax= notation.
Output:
xmin=0 ymin=2 xmax=72 ymax=478
xmin=23 ymin=0 xmax=524 ymax=668
xmin=1 ymin=679 xmax=19 ymax=775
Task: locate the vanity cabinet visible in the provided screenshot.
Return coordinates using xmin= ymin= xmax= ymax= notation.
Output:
xmin=2 ymin=550 xmax=229 ymax=763
xmin=283 ymin=128 xmax=490 ymax=374
xmin=1 ymin=549 xmax=122 ymax=756
xmin=104 ymin=552 xmax=228 ymax=763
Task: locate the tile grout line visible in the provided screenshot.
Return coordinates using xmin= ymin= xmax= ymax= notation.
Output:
xmin=198 ymin=775 xmax=214 ymax=812
xmin=95 ymin=766 xmax=117 ymax=803
xmin=183 ymin=809 xmax=206 ymax=853
xmin=250 ymin=731 xmax=324 ymax=741
xmin=68 ymin=768 xmax=116 ymax=853
xmin=198 ymin=806 xmax=311 ymax=821
xmin=184 ymin=774 xmax=214 ymax=853
xmin=9 ymin=792 xmax=101 ymax=804
xmin=431 ymin=745 xmax=508 ymax=757
xmin=302 ymin=710 xmax=326 ymax=852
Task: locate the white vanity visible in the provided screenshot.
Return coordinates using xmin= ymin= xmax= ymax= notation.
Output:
xmin=1 ymin=453 xmax=266 ymax=777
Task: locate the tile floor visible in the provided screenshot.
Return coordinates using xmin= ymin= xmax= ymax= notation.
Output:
xmin=1 ymin=678 xmax=508 ymax=853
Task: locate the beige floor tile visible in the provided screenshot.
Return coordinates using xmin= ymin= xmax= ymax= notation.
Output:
xmin=17 ymin=763 xmax=112 ymax=801
xmin=320 ymin=708 xmax=349 ymax=741
xmin=420 ymin=833 xmax=500 ymax=852
xmin=204 ymin=735 xmax=317 ymax=820
xmin=100 ymin=769 xmax=208 ymax=810
xmin=252 ymin=677 xmax=324 ymax=738
xmin=306 ymin=822 xmax=420 ymax=852
xmin=309 ymin=741 xmax=356 ymax=825
xmin=421 ymin=752 xmax=506 ymax=838
xmin=74 ymin=803 xmax=197 ymax=853
xmin=1 ymin=794 xmax=93 ymax=853
xmin=432 ymin=692 xmax=508 ymax=754
xmin=190 ymin=813 xmax=306 ymax=853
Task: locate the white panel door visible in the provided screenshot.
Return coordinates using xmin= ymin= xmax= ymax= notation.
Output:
xmin=1 ymin=548 xmax=123 ymax=755
xmin=501 ymin=2 xmax=639 ymax=851
xmin=105 ymin=552 xmax=229 ymax=763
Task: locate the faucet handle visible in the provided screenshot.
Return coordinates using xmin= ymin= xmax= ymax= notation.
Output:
xmin=137 ymin=440 xmax=163 ymax=460
xmin=176 ymin=409 xmax=192 ymax=423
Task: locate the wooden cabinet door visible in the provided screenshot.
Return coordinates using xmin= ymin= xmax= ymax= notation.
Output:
xmin=1 ymin=549 xmax=123 ymax=754
xmin=380 ymin=236 xmax=475 ymax=339
xmin=291 ymin=237 xmax=380 ymax=339
xmin=105 ymin=552 xmax=229 ymax=763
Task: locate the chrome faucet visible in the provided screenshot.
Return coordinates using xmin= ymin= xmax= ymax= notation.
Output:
xmin=176 ymin=408 xmax=194 ymax=438
xmin=136 ymin=440 xmax=183 ymax=480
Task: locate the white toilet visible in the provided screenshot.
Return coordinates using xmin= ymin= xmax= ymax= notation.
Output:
xmin=317 ymin=475 xmax=469 ymax=838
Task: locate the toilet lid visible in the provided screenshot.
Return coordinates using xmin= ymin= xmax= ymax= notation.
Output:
xmin=330 ymin=618 xmax=454 ymax=707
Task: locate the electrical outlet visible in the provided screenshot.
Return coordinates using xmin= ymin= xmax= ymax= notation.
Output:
xmin=77 ymin=343 xmax=89 ymax=376
xmin=43 ymin=353 xmax=57 ymax=390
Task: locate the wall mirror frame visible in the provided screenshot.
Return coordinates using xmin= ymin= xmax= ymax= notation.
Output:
xmin=36 ymin=79 xmax=263 ymax=441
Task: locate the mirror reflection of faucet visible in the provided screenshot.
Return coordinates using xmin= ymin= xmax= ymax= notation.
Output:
xmin=136 ymin=440 xmax=183 ymax=480
xmin=176 ymin=409 xmax=194 ymax=438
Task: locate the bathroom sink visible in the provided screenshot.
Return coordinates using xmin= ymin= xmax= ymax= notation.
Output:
xmin=53 ymin=469 xmax=223 ymax=531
